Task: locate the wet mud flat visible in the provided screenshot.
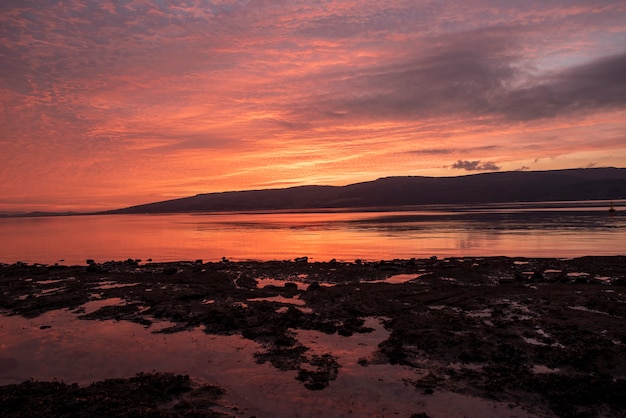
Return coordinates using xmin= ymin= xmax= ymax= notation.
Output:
xmin=1 ymin=256 xmax=626 ymax=417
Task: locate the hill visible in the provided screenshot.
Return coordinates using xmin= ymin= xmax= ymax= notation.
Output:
xmin=106 ymin=167 xmax=626 ymax=214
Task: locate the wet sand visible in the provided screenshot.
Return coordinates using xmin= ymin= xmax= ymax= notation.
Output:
xmin=1 ymin=256 xmax=625 ymax=417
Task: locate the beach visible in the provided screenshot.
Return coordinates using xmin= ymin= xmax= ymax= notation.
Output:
xmin=1 ymin=256 xmax=625 ymax=417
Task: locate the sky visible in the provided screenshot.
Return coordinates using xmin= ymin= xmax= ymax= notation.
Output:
xmin=1 ymin=1 xmax=626 ymax=212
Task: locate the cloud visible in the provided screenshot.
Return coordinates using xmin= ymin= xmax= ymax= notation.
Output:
xmin=310 ymin=26 xmax=523 ymax=121
xmin=406 ymin=145 xmax=501 ymax=155
xmin=408 ymin=148 xmax=454 ymax=155
xmin=452 ymin=160 xmax=501 ymax=171
xmin=498 ymin=52 xmax=626 ymax=120
xmin=292 ymin=25 xmax=626 ymax=125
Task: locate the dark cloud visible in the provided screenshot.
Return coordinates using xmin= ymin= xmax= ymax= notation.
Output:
xmin=407 ymin=145 xmax=500 ymax=155
xmin=305 ymin=26 xmax=626 ymax=123
xmin=452 ymin=160 xmax=501 ymax=171
xmin=499 ymin=53 xmax=626 ymax=120
xmin=304 ymin=26 xmax=525 ymax=120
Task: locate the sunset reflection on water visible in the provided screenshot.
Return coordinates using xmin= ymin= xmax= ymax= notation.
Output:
xmin=1 ymin=203 xmax=624 ymax=265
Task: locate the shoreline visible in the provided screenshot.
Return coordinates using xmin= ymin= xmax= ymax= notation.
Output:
xmin=2 ymin=256 xmax=625 ymax=417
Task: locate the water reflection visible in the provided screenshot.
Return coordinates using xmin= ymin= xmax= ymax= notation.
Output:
xmin=0 ymin=201 xmax=624 ymax=265
xmin=0 ymin=312 xmax=532 ymax=417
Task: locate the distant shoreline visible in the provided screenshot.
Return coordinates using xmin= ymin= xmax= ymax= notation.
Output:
xmin=2 ymin=197 xmax=623 ymax=219
xmin=4 ymin=254 xmax=626 ymax=269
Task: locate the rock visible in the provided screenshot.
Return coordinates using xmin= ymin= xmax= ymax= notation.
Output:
xmin=86 ymin=264 xmax=103 ymax=273
xmin=295 ymin=256 xmax=308 ymax=263
xmin=124 ymin=258 xmax=138 ymax=266
xmin=307 ymin=282 xmax=321 ymax=291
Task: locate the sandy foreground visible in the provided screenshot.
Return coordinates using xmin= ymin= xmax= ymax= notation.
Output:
xmin=1 ymin=256 xmax=625 ymax=417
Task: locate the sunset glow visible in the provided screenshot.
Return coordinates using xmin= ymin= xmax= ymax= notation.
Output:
xmin=1 ymin=1 xmax=625 ymax=212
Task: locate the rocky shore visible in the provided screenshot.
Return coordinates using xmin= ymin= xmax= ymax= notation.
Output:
xmin=1 ymin=256 xmax=626 ymax=417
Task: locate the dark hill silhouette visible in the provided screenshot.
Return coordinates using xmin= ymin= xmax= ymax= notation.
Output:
xmin=106 ymin=168 xmax=626 ymax=214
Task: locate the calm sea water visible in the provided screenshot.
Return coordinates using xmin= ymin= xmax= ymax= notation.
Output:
xmin=1 ymin=201 xmax=624 ymax=265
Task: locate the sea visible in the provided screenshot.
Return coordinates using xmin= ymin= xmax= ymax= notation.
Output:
xmin=1 ymin=200 xmax=624 ymax=265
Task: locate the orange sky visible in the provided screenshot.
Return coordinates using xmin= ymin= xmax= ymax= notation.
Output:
xmin=1 ymin=1 xmax=626 ymax=212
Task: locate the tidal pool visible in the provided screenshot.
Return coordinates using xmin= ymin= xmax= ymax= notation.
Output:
xmin=0 ymin=305 xmax=533 ymax=417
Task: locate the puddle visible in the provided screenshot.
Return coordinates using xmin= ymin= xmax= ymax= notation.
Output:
xmin=36 ymin=279 xmax=66 ymax=285
xmin=566 ymin=272 xmax=589 ymax=278
xmin=296 ymin=317 xmax=389 ymax=360
xmin=256 ymin=277 xmax=310 ymax=290
xmin=0 ymin=310 xmax=263 ymax=394
xmin=291 ymin=318 xmax=532 ymax=417
xmin=248 ymin=295 xmax=306 ymax=306
xmin=95 ymin=281 xmax=138 ymax=290
xmin=77 ymin=297 xmax=127 ymax=315
xmin=533 ymin=365 xmax=560 ymax=374
xmin=255 ymin=277 xmax=336 ymax=290
xmin=276 ymin=306 xmax=313 ymax=314
xmin=0 ymin=313 xmax=535 ymax=417
xmin=40 ymin=286 xmax=66 ymax=295
xmin=364 ymin=274 xmax=422 ymax=284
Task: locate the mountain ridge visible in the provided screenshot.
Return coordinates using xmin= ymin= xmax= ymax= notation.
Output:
xmin=105 ymin=167 xmax=626 ymax=214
